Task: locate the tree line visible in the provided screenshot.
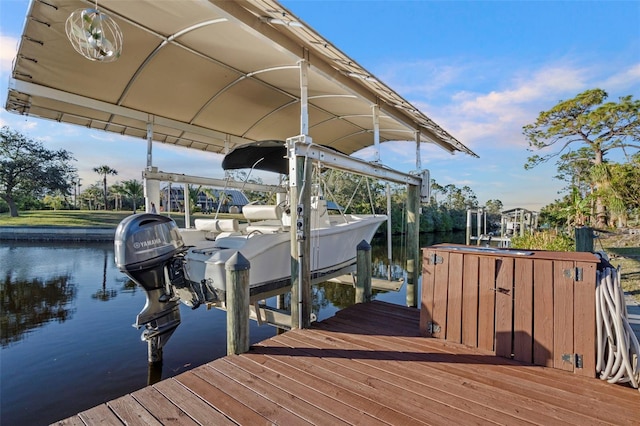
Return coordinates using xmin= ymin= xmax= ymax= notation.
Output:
xmin=2 ymin=88 xmax=638 ymax=229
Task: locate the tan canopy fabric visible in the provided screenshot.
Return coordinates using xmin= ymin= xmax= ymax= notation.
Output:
xmin=5 ymin=0 xmax=477 ymax=158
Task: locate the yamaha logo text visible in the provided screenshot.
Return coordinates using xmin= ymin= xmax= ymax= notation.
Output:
xmin=133 ymin=238 xmax=162 ymax=249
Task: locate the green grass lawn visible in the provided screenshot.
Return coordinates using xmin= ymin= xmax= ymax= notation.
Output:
xmin=0 ymin=209 xmax=240 ymax=228
xmin=0 ymin=210 xmax=132 ymax=227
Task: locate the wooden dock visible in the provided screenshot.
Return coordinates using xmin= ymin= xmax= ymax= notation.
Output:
xmin=56 ymin=301 xmax=638 ymax=425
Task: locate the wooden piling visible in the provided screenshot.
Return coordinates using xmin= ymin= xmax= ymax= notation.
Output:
xmin=147 ymin=336 xmax=162 ymax=364
xmin=575 ymin=227 xmax=594 ymax=252
xmin=355 ymin=240 xmax=372 ymax=303
xmin=226 ymin=252 xmax=250 ymax=355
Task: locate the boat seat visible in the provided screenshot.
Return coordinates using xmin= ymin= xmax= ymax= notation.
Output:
xmin=245 ymin=223 xmax=289 ymax=234
xmin=194 ymin=219 xmax=242 ymax=240
xmin=242 ymin=204 xmax=283 ymax=221
xmin=194 ymin=218 xmax=239 ymax=232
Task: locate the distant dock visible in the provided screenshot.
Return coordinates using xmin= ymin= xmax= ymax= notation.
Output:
xmin=55 ymin=301 xmax=638 ymax=425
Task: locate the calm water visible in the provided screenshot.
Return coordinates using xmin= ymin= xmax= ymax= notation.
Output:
xmin=0 ymin=233 xmax=461 ymax=425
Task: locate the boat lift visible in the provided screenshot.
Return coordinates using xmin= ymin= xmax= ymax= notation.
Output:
xmin=466 ymin=207 xmax=539 ymax=247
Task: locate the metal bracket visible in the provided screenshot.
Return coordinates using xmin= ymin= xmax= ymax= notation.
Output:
xmin=562 ymin=353 xmax=583 ymax=368
xmin=427 ymin=322 xmax=441 ymax=334
xmin=563 ymin=267 xmax=583 ymax=281
xmin=427 ymin=254 xmax=443 ymax=265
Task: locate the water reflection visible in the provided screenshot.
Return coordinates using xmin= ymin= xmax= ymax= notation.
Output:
xmin=92 ymin=251 xmax=118 ymax=301
xmin=118 ymin=276 xmax=139 ymax=293
xmin=1 ymin=273 xmax=77 ymax=347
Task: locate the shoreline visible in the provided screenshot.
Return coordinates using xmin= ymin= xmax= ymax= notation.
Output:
xmin=0 ymin=226 xmax=116 ymax=241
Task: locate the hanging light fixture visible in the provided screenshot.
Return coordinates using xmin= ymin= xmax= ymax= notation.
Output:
xmin=65 ymin=1 xmax=123 ymax=62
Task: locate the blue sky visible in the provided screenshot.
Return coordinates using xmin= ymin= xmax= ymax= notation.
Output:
xmin=1 ymin=0 xmax=638 ymax=210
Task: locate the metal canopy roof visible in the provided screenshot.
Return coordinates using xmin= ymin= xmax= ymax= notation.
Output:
xmin=5 ymin=0 xmax=478 ymax=159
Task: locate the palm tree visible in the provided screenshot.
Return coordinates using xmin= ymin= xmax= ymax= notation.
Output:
xmin=202 ymin=187 xmax=218 ymax=213
xmin=122 ymin=179 xmax=144 ymax=213
xmin=81 ymin=183 xmax=102 ymax=210
xmin=93 ymin=165 xmax=118 ymax=210
xmin=110 ymin=182 xmax=125 ymax=211
xmin=187 ymin=185 xmax=202 ymax=213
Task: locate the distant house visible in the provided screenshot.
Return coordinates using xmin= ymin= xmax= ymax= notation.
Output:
xmin=162 ymin=186 xmax=249 ymax=213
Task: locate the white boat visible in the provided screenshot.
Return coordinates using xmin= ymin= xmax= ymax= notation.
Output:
xmin=181 ymin=199 xmax=386 ymax=299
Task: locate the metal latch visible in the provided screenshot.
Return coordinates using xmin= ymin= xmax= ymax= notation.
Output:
xmin=427 ymin=254 xmax=443 ymax=265
xmin=562 ymin=353 xmax=583 ymax=368
xmin=427 ymin=322 xmax=441 ymax=334
xmin=563 ymin=267 xmax=583 ymax=281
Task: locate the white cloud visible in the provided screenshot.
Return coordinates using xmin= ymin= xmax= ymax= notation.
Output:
xmin=599 ymin=63 xmax=640 ymax=94
xmin=382 ymin=55 xmax=640 ymax=158
xmin=0 ymin=34 xmax=18 ymax=73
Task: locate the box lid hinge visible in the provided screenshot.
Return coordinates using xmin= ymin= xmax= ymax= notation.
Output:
xmin=562 ymin=353 xmax=583 ymax=368
xmin=563 ymin=267 xmax=583 ymax=281
xmin=427 ymin=322 xmax=441 ymax=334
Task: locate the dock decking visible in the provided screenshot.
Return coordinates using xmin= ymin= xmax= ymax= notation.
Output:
xmin=56 ymin=301 xmax=638 ymax=425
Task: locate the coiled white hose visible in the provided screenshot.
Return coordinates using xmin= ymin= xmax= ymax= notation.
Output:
xmin=595 ymin=262 xmax=640 ymax=392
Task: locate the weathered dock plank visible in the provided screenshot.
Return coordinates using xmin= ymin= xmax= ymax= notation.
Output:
xmin=106 ymin=394 xmax=162 ymax=426
xmin=55 ymin=301 xmax=638 ymax=426
xmin=130 ymin=386 xmax=199 ymax=426
xmin=152 ymin=378 xmax=236 ymax=425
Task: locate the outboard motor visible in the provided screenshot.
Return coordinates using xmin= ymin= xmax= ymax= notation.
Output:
xmin=114 ymin=213 xmax=188 ymax=361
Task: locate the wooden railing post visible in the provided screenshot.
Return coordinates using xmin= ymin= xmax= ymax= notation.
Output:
xmin=356 ymin=240 xmax=372 ymax=303
xmin=226 ymin=252 xmax=250 ymax=355
xmin=575 ymin=227 xmax=594 ymax=252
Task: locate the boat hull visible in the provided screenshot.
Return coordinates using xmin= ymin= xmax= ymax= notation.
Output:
xmin=183 ymin=214 xmax=386 ymax=296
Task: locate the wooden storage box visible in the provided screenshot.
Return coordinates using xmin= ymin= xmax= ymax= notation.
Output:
xmin=420 ymin=244 xmax=600 ymax=377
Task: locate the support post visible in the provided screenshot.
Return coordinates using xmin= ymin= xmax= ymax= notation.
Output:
xmin=386 ymin=183 xmax=392 ymax=281
xmin=289 ymin=136 xmax=312 ymax=329
xmin=184 ymin=184 xmax=191 ymax=229
xmin=476 ymin=208 xmax=482 ymax=243
xmin=355 ymin=240 xmax=372 ymax=303
xmin=143 ymin=117 xmax=160 ymax=213
xmin=466 ymin=209 xmax=472 ymax=245
xmin=226 ymin=252 xmax=250 ymax=355
xmin=167 ymin=182 xmax=172 ymax=216
xmin=372 ymin=104 xmax=380 ymax=162
xmin=406 ymin=184 xmax=420 ymax=307
xmin=144 ymin=167 xmax=160 ymax=214
xmin=147 ymin=336 xmax=162 ymax=364
xmin=575 ymin=227 xmax=594 ymax=252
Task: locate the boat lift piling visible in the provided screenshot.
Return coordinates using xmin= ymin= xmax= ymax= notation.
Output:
xmin=355 ymin=240 xmax=372 ymax=304
xmin=226 ymin=252 xmax=250 ymax=355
